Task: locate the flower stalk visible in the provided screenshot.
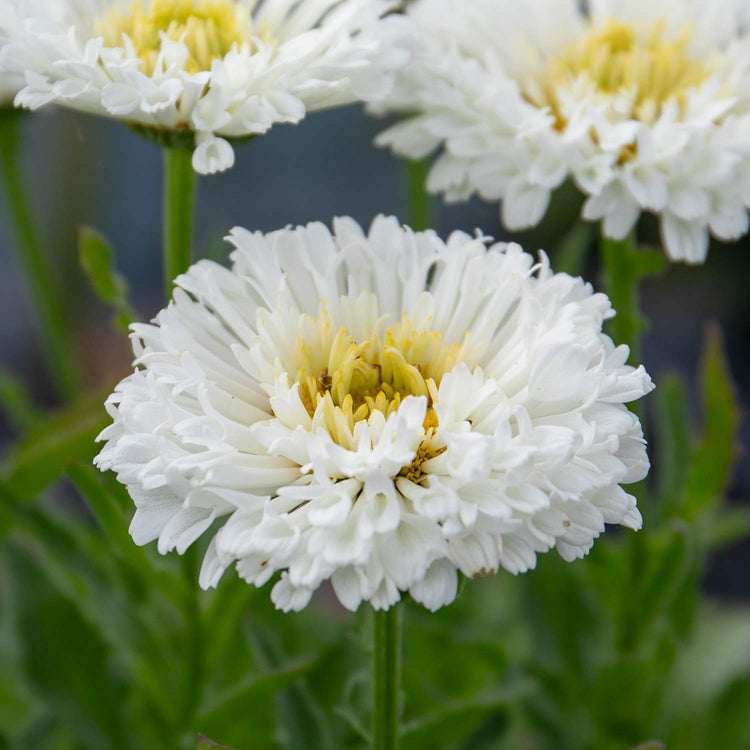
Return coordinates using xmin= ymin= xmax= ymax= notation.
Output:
xmin=405 ymin=160 xmax=432 ymax=233
xmin=162 ymin=146 xmax=196 ymax=300
xmin=0 ymin=110 xmax=81 ymax=400
xmin=373 ymin=605 xmax=402 ymax=750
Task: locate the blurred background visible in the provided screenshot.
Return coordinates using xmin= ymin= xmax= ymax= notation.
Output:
xmin=1 ymin=104 xmax=749 ymax=749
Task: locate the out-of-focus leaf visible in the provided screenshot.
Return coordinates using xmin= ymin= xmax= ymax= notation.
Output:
xmin=683 ymin=326 xmax=740 ymax=520
xmin=0 ymin=367 xmax=39 ymax=432
xmin=68 ymin=463 xmax=187 ymax=606
xmin=525 ymin=555 xmax=597 ymax=672
xmin=78 ymin=226 xmax=136 ymax=332
xmin=629 ymin=525 xmax=691 ymax=649
xmin=196 ymin=656 xmax=317 ymax=746
xmin=0 ymin=386 xmax=111 ymax=497
xmin=653 ymin=374 xmax=691 ymax=522
xmin=703 ymin=507 xmax=750 ymax=550
xmin=401 ymin=684 xmax=529 ymax=750
xmin=0 ymin=481 xmax=185 ymax=738
xmin=7 ymin=549 xmax=132 ymax=750
xmin=554 ymin=220 xmax=594 ymax=277
xmin=247 ymin=621 xmax=335 ymax=750
xmin=701 ymin=676 xmax=750 ymax=749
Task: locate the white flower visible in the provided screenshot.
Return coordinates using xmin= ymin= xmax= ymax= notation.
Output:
xmin=0 ymin=27 xmax=21 ymax=105
xmin=0 ymin=0 xmax=409 ymax=173
xmin=95 ymin=215 xmax=654 ymax=612
xmin=375 ymin=0 xmax=750 ymax=264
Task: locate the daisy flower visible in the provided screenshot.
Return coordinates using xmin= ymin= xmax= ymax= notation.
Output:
xmin=0 ymin=0 xmax=409 ymax=173
xmin=95 ymin=216 xmax=653 ymax=612
xmin=376 ymin=0 xmax=750 ymax=263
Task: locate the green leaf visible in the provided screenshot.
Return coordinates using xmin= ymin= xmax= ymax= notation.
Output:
xmin=6 ymin=547 xmax=132 ymax=750
xmin=703 ymin=507 xmax=750 ymax=550
xmin=196 ymin=657 xmax=317 ymax=745
xmin=0 ymin=367 xmax=39 ymax=432
xmin=67 ymin=463 xmax=187 ymax=607
xmin=630 ymin=525 xmax=692 ymax=649
xmin=683 ymin=326 xmax=740 ymax=520
xmin=554 ymin=220 xmax=594 ymax=277
xmin=247 ymin=621 xmax=335 ymax=750
xmin=653 ymin=374 xmax=692 ymax=522
xmin=1 ymin=386 xmax=111 ymax=497
xmin=78 ymin=226 xmax=136 ymax=332
xmin=0 ymin=481 xmax=187 ymax=738
xmin=701 ymin=676 xmax=750 ymax=749
xmin=401 ymin=684 xmax=530 ymax=750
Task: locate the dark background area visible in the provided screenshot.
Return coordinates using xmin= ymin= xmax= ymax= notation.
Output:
xmin=1 ymin=102 xmax=748 ymax=598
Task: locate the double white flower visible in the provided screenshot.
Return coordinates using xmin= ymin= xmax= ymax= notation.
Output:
xmin=0 ymin=0 xmax=409 ymax=172
xmin=95 ymin=217 xmax=653 ymax=612
xmin=376 ymin=0 xmax=750 ymax=263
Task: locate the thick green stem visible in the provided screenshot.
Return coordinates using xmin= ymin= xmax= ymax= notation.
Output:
xmin=162 ymin=147 xmax=196 ymax=300
xmin=161 ymin=146 xmax=201 ymax=728
xmin=0 ymin=110 xmax=81 ymax=400
xmin=405 ymin=160 xmax=433 ymax=232
xmin=372 ymin=605 xmax=402 ymax=750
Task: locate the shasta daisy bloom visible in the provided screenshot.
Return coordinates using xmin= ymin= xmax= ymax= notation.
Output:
xmin=0 ymin=0 xmax=408 ymax=174
xmin=95 ymin=216 xmax=653 ymax=612
xmin=376 ymin=0 xmax=750 ymax=263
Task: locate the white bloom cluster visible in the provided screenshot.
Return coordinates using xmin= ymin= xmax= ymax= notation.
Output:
xmin=95 ymin=216 xmax=653 ymax=612
xmin=0 ymin=0 xmax=408 ymax=172
xmin=376 ymin=0 xmax=750 ymax=263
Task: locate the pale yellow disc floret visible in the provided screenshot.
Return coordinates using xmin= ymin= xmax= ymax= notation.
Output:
xmin=97 ymin=0 xmax=256 ymax=75
xmin=287 ymin=310 xmax=471 ymax=478
xmin=527 ymin=19 xmax=713 ymax=127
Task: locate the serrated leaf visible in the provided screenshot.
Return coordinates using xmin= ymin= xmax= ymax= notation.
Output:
xmin=78 ymin=226 xmax=136 ymax=333
xmin=683 ymin=326 xmax=740 ymax=520
xmin=1 ymin=386 xmax=111 ymax=497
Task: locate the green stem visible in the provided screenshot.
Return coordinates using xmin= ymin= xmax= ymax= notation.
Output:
xmin=162 ymin=146 xmax=196 ymax=300
xmin=161 ymin=146 xmax=201 ymax=729
xmin=405 ymin=160 xmax=433 ymax=232
xmin=0 ymin=110 xmax=81 ymax=400
xmin=599 ymin=233 xmax=643 ymax=364
xmin=372 ymin=605 xmax=402 ymax=750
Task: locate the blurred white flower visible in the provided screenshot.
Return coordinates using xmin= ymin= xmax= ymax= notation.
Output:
xmin=95 ymin=216 xmax=653 ymax=612
xmin=0 ymin=0 xmax=409 ymax=173
xmin=376 ymin=0 xmax=750 ymax=263
xmin=0 ymin=25 xmax=21 ymax=106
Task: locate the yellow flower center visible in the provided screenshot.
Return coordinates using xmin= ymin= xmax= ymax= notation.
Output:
xmin=285 ymin=308 xmax=470 ymax=478
xmin=97 ymin=0 xmax=256 ymax=75
xmin=527 ymin=19 xmax=713 ymax=127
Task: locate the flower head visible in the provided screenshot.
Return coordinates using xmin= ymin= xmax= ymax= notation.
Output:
xmin=0 ymin=0 xmax=408 ymax=173
xmin=376 ymin=0 xmax=750 ymax=263
xmin=95 ymin=216 xmax=653 ymax=612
